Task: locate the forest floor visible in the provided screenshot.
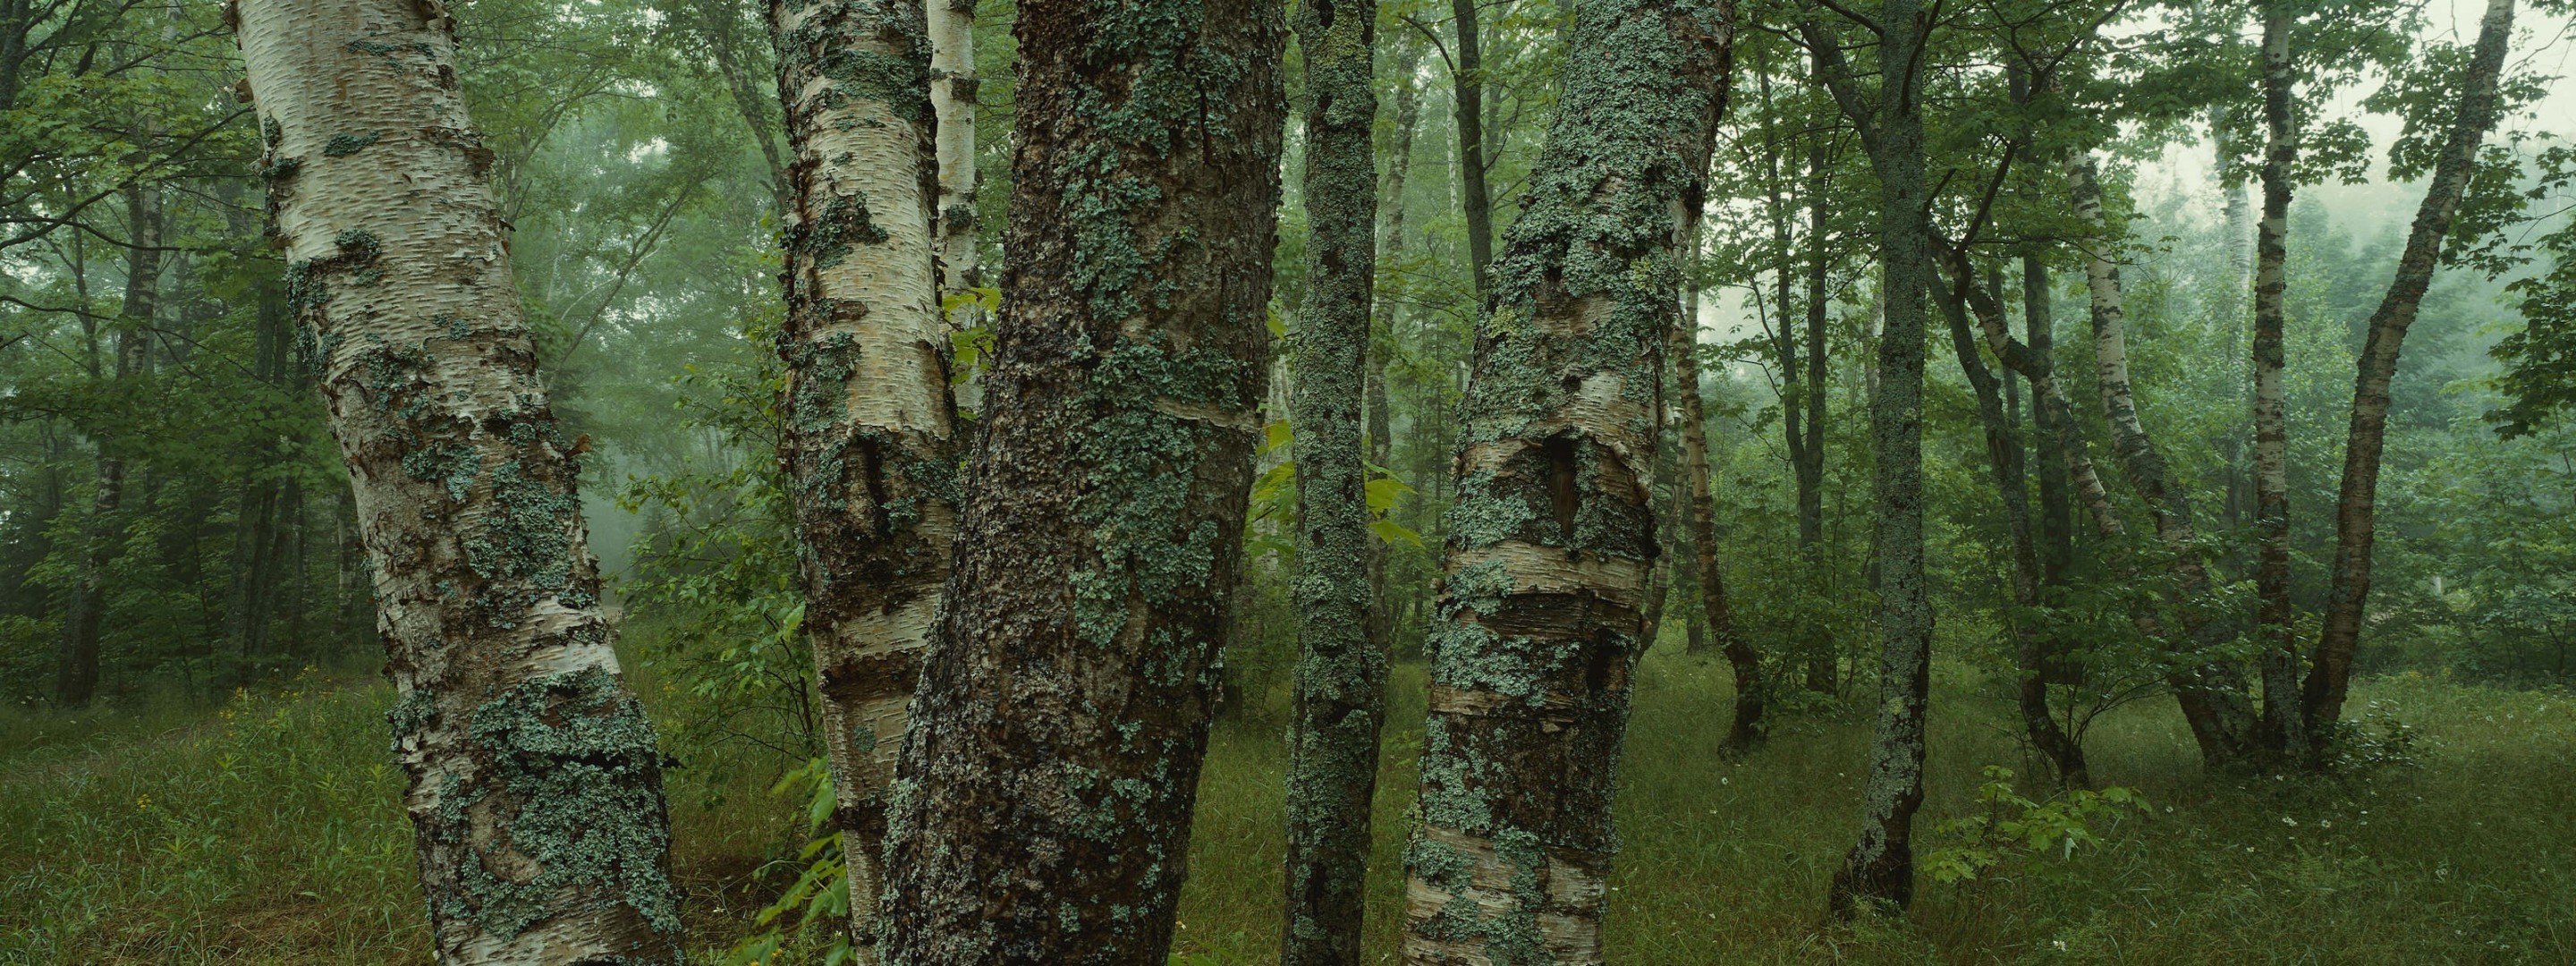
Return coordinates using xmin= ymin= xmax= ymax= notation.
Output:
xmin=3 ymin=642 xmax=2570 ymax=965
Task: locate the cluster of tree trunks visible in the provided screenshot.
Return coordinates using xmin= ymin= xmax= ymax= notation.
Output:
xmin=206 ymin=0 xmax=2529 ymax=957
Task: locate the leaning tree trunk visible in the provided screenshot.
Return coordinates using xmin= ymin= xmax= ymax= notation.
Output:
xmin=1281 ymin=0 xmax=1385 ymax=962
xmin=55 ymin=182 xmax=157 ymax=708
xmin=766 ymin=0 xmax=956 ymax=952
xmin=1401 ymin=2 xmax=1730 ymax=962
xmin=1824 ymin=0 xmax=1933 ymax=916
xmin=1673 ymin=281 xmax=1767 ymax=749
xmin=2069 ymin=153 xmax=2257 ymax=763
xmin=232 ymin=0 xmax=683 ymax=959
xmin=872 ymin=0 xmax=1286 ymax=961
xmin=2307 ymin=0 xmax=2517 ymax=741
xmin=2250 ymin=0 xmax=2303 ymax=757
xmin=1938 ymin=280 xmax=2089 ymax=788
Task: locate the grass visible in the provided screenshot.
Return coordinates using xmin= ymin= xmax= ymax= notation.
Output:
xmin=4 ymin=646 xmax=2571 ymax=964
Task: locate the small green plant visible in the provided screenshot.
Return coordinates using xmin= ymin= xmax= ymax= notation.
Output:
xmin=2318 ymin=701 xmax=2426 ymax=776
xmin=1924 ymin=766 xmax=2148 ymax=885
xmin=722 ymin=758 xmax=852 ymax=966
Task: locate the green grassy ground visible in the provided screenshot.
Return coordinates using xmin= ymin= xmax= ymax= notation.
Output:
xmin=4 ymin=649 xmax=2570 ymax=964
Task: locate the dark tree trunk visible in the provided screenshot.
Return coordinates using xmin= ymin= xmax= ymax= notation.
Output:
xmin=1399 ymin=0 xmax=1731 ymax=960
xmin=234 ymin=0 xmax=685 ymax=956
xmin=1448 ymin=0 xmax=1493 ymax=301
xmin=55 ymin=182 xmax=158 ymax=708
xmin=1800 ymin=111 xmax=1833 ymax=693
xmin=2307 ymin=0 xmax=2518 ymax=741
xmin=873 ymin=0 xmax=1287 ymax=961
xmin=1812 ymin=0 xmax=1935 ymax=917
xmin=1938 ymin=278 xmax=2088 ymax=789
xmin=1281 ymin=1 xmax=1385 ymax=962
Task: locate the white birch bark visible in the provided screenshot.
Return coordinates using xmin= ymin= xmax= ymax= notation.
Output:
xmin=230 ymin=0 xmax=682 ymax=959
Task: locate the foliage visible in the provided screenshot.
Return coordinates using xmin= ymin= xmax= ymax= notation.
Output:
xmin=1922 ymin=766 xmax=2148 ymax=886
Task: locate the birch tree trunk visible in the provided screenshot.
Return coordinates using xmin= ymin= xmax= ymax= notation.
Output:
xmin=928 ymin=0 xmax=974 ymax=295
xmin=767 ymin=0 xmax=955 ymax=952
xmin=2070 ymin=153 xmax=2256 ymax=762
xmin=55 ymin=182 xmax=157 ymax=708
xmin=872 ymin=0 xmax=1286 ymax=960
xmin=2250 ymin=0 xmax=2303 ymax=756
xmin=1282 ymin=0 xmax=1385 ymax=962
xmin=1800 ymin=114 xmax=1833 ymax=692
xmin=1400 ymin=0 xmax=1729 ymax=960
xmin=232 ymin=0 xmax=683 ymax=958
xmin=2307 ymin=0 xmax=2517 ymax=739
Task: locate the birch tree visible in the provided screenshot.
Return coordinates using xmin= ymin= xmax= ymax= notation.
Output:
xmin=872 ymin=0 xmax=1287 ymax=960
xmin=1401 ymin=0 xmax=1730 ymax=960
xmin=230 ymin=0 xmax=683 ymax=958
xmin=766 ymin=0 xmax=954 ymax=951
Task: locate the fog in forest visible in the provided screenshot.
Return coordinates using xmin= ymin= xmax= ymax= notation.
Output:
xmin=4 ymin=0 xmax=2574 ymax=962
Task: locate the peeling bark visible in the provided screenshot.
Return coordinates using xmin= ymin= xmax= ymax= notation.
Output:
xmin=872 ymin=0 xmax=1286 ymax=960
xmin=1401 ymin=0 xmax=1729 ymax=960
xmin=766 ymin=0 xmax=955 ymax=952
xmin=232 ymin=0 xmax=683 ymax=957
xmin=2307 ymin=0 xmax=2517 ymax=741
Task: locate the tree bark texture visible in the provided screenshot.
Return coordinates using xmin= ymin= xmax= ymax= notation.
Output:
xmin=1826 ymin=0 xmax=1932 ymax=917
xmin=1400 ymin=0 xmax=1729 ymax=961
xmin=928 ymin=0 xmax=976 ymax=293
xmin=2250 ymin=0 xmax=2302 ymax=757
xmin=55 ymin=182 xmax=157 ymax=708
xmin=872 ymin=0 xmax=1286 ymax=961
xmin=232 ymin=0 xmax=684 ymax=958
xmin=1282 ymin=1 xmax=1385 ymax=962
xmin=767 ymin=0 xmax=956 ymax=951
xmin=2070 ymin=152 xmax=2257 ymax=762
xmin=1674 ymin=292 xmax=1767 ymax=749
xmin=1448 ymin=0 xmax=1493 ymax=301
xmin=2307 ymin=0 xmax=2517 ymax=740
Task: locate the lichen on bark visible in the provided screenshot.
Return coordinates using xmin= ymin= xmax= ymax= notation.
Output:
xmin=1400 ymin=0 xmax=1731 ymax=962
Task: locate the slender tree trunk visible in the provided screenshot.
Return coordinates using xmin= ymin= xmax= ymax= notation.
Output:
xmin=2250 ymin=0 xmax=2303 ymax=757
xmin=1800 ymin=113 xmax=1833 ymax=692
xmin=1282 ymin=2 xmax=1384 ymax=962
xmin=1448 ymin=0 xmax=1493 ymax=301
xmin=55 ymin=182 xmax=158 ymax=708
xmin=873 ymin=0 xmax=1286 ymax=960
xmin=2022 ymin=258 xmax=2072 ymax=586
xmin=225 ymin=285 xmax=291 ymax=674
xmin=2070 ymin=152 xmax=2257 ymax=762
xmin=233 ymin=1 xmax=683 ymax=958
xmin=1400 ymin=0 xmax=1729 ymax=960
xmin=1674 ymin=276 xmax=1767 ymax=749
xmin=2307 ymin=0 xmax=2518 ymax=740
xmin=1938 ymin=275 xmax=2087 ymax=788
xmin=1824 ymin=0 xmax=1934 ymax=916
xmin=928 ymin=0 xmax=977 ymax=291
xmin=766 ymin=0 xmax=956 ymax=952
xmin=1368 ymin=38 xmax=1421 ymax=666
